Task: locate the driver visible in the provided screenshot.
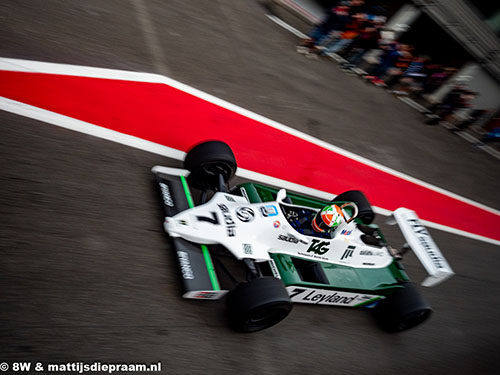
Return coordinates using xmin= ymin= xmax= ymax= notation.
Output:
xmin=311 ymin=204 xmax=345 ymax=234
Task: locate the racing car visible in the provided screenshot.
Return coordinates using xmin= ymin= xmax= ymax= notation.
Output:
xmin=152 ymin=141 xmax=454 ymax=333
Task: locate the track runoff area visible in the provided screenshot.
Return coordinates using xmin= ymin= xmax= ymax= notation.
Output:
xmin=0 ymin=58 xmax=499 ymax=247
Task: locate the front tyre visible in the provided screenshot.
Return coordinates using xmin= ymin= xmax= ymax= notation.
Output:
xmin=373 ymin=282 xmax=432 ymax=332
xmin=184 ymin=141 xmax=237 ymax=190
xmin=226 ymin=277 xmax=292 ymax=333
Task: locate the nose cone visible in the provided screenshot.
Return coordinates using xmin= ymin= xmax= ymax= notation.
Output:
xmin=164 ymin=217 xmax=180 ymax=236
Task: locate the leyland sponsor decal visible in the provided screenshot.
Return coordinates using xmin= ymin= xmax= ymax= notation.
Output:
xmin=287 ymin=287 xmax=379 ymax=306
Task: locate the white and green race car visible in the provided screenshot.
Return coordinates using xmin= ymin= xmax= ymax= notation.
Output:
xmin=152 ymin=141 xmax=454 ymax=333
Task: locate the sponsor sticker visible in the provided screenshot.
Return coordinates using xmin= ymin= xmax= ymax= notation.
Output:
xmin=359 ymin=249 xmax=384 ymax=256
xmin=193 ymin=292 xmax=219 ymax=299
xmin=159 ymin=182 xmax=174 ymax=207
xmin=235 ymin=207 xmax=255 ymax=222
xmin=278 ymin=234 xmax=299 ymax=244
xmin=183 ymin=290 xmax=228 ymax=300
xmin=273 ymin=220 xmax=281 ymax=228
xmin=407 ymin=218 xmax=445 ymax=269
xmin=217 ymin=204 xmax=236 ymax=237
xmin=260 ymin=205 xmax=278 ymax=217
xmin=243 ymin=243 xmax=253 ymax=255
xmin=287 ymin=287 xmax=379 ymax=306
xmin=177 ymin=250 xmax=194 ymax=280
xmin=240 ymin=187 xmax=250 ymax=202
xmin=307 ymin=239 xmax=330 ymax=255
xmin=268 ymin=259 xmax=281 ymax=279
xmin=340 ymin=245 xmax=355 ymax=260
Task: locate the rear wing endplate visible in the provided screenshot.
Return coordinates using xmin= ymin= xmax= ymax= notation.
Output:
xmin=387 ymin=208 xmax=454 ymax=287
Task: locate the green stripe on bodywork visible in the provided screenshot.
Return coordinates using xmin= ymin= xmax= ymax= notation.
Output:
xmin=180 ymin=175 xmax=195 ymax=208
xmin=179 ymin=176 xmax=220 ymax=291
xmin=200 ymin=245 xmax=220 ymax=290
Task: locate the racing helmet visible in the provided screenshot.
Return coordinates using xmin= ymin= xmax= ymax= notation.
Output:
xmin=312 ymin=204 xmax=344 ymax=233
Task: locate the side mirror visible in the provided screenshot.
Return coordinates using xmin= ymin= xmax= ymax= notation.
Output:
xmin=276 ymin=189 xmax=287 ymax=202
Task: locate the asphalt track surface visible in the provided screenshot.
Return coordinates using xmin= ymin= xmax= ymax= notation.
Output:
xmin=1 ymin=1 xmax=499 ymax=374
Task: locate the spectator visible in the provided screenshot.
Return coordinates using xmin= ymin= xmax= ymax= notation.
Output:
xmin=296 ymin=2 xmax=350 ymax=54
xmin=387 ymin=55 xmax=430 ymax=96
xmin=421 ymin=66 xmax=456 ymax=95
xmin=425 ymin=86 xmax=478 ymax=125
xmin=296 ymin=1 xmax=371 ymax=56
xmin=363 ymin=41 xmax=405 ymax=86
xmin=320 ymin=13 xmax=365 ymax=55
xmin=339 ymin=17 xmax=383 ymax=68
xmin=452 ymin=109 xmax=488 ymax=131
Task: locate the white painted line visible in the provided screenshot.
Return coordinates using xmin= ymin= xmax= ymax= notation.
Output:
xmin=265 ymin=14 xmax=307 ymax=38
xmin=237 ymin=168 xmax=333 ymax=200
xmin=1 ymin=96 xmax=499 ymax=247
xmin=418 ymin=219 xmax=500 ymax=247
xmin=456 ymin=130 xmax=479 ymax=143
xmin=2 ymin=57 xmax=500 ymax=219
xmin=397 ymin=96 xmax=431 ymax=113
xmin=1 ymin=57 xmax=500 ymax=218
xmin=280 ymin=0 xmax=322 ymax=24
xmin=237 ymin=168 xmax=393 ymax=216
xmin=440 ymin=122 xmax=500 ymax=162
xmin=266 ymin=13 xmax=347 ymax=65
xmin=0 ymin=96 xmax=185 ymax=160
xmin=479 ymin=144 xmax=500 ymax=159
xmin=352 ymin=67 xmax=367 ymax=75
xmin=324 ymin=51 xmax=346 ymax=63
xmin=0 ymin=57 xmax=167 ymax=83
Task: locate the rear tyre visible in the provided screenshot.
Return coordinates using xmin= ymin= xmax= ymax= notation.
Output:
xmin=333 ymin=190 xmax=375 ymax=224
xmin=373 ymin=282 xmax=432 ymax=332
xmin=226 ymin=277 xmax=292 ymax=333
xmin=184 ymin=141 xmax=237 ymax=190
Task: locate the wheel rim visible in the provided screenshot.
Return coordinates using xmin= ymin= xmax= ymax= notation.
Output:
xmin=199 ymin=161 xmax=235 ymax=181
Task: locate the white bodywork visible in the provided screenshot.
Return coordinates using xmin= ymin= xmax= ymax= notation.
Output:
xmin=388 ymin=208 xmax=455 ymax=286
xmin=164 ymin=189 xmax=395 ymax=270
xmin=154 ymin=165 xmax=454 ymax=288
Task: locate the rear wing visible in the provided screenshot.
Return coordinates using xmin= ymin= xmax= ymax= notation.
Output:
xmin=387 ymin=208 xmax=454 ymax=287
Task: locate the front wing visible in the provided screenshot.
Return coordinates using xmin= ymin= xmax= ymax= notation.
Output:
xmin=152 ymin=166 xmax=227 ymax=300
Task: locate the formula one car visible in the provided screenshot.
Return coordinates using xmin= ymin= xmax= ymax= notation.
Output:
xmin=152 ymin=141 xmax=454 ymax=333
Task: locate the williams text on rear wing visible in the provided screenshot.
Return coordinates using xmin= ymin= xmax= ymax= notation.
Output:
xmin=388 ymin=208 xmax=454 ymax=287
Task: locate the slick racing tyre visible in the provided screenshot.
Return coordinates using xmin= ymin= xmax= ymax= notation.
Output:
xmin=333 ymin=190 xmax=375 ymax=224
xmin=372 ymin=282 xmax=432 ymax=333
xmin=184 ymin=141 xmax=237 ymax=190
xmin=226 ymin=277 xmax=293 ymax=333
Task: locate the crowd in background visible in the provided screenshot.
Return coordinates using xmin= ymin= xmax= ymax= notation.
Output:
xmin=296 ymin=0 xmax=498 ymax=143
